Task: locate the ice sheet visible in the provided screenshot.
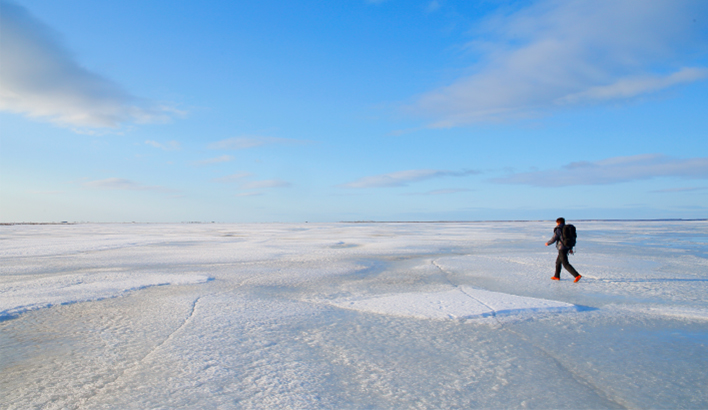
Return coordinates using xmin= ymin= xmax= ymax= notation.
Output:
xmin=1 ymin=221 xmax=707 ymax=409
xmin=329 ymin=286 xmax=578 ymax=320
xmin=0 ymin=271 xmax=211 ymax=319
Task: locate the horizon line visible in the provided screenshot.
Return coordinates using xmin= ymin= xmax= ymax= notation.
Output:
xmin=2 ymin=218 xmax=706 ymax=226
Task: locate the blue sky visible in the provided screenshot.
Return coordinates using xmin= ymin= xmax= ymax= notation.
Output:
xmin=1 ymin=0 xmax=707 ymax=222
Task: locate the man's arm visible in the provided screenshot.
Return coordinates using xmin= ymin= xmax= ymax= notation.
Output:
xmin=545 ymin=228 xmax=560 ymax=246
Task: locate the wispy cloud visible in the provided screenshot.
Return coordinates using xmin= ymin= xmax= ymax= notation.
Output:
xmin=0 ymin=1 xmax=180 ymax=129
xmin=341 ymin=169 xmax=479 ymax=188
xmin=145 ymin=140 xmax=181 ymax=151
xmin=405 ymin=188 xmax=472 ymax=196
xmin=409 ymin=0 xmax=708 ymax=127
xmin=212 ymin=172 xmax=291 ymax=194
xmin=651 ymin=187 xmax=707 ymax=193
xmin=558 ymin=68 xmax=708 ymax=104
xmin=425 ymin=1 xmax=441 ymax=13
xmin=82 ymin=178 xmax=175 ymax=193
xmin=241 ymin=179 xmax=291 ymax=190
xmin=191 ymin=155 xmax=234 ymax=166
xmin=208 ymin=136 xmax=310 ymax=150
xmin=493 ymin=154 xmax=708 ymax=187
xmin=211 ymin=172 xmax=252 ymax=183
xmin=28 ymin=190 xmax=64 ymax=195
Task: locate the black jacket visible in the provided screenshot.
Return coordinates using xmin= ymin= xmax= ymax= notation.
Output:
xmin=548 ymin=224 xmax=569 ymax=251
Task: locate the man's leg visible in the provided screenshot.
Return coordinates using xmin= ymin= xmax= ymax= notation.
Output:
xmin=559 ymin=249 xmax=580 ymax=278
xmin=554 ymin=251 xmax=563 ymax=279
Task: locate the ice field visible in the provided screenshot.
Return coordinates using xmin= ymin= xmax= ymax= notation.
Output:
xmin=1 ymin=221 xmax=707 ymax=409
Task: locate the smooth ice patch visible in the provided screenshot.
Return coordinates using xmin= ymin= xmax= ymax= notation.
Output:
xmin=329 ymin=286 xmax=577 ymax=320
xmin=0 ymin=272 xmax=211 ymax=319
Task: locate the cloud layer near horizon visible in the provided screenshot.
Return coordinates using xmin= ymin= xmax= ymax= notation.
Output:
xmin=211 ymin=173 xmax=291 ymax=194
xmin=341 ymin=169 xmax=479 ymax=188
xmin=494 ymin=154 xmax=708 ymax=187
xmin=208 ymin=136 xmax=310 ymax=150
xmin=0 ymin=1 xmax=175 ymax=129
xmin=82 ymin=178 xmax=175 ymax=193
xmin=411 ymin=0 xmax=708 ymax=127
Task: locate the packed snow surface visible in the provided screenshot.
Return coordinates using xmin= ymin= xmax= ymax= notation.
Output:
xmin=330 ymin=286 xmax=577 ymax=320
xmin=0 ymin=272 xmax=210 ymax=319
xmin=1 ymin=221 xmax=707 ymax=409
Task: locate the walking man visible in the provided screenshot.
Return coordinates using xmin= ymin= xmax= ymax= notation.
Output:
xmin=545 ymin=217 xmax=582 ymax=282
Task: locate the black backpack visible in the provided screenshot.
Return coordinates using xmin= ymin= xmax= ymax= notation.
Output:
xmin=561 ymin=224 xmax=577 ymax=249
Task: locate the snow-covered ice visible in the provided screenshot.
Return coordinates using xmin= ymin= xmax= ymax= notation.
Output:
xmin=1 ymin=221 xmax=707 ymax=409
xmin=329 ymin=287 xmax=578 ymax=320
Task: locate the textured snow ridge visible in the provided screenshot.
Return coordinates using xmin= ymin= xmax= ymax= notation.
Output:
xmin=330 ymin=286 xmax=577 ymax=320
xmin=0 ymin=273 xmax=212 ymax=319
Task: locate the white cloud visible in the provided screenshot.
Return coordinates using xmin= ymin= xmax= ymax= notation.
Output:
xmin=652 ymin=187 xmax=707 ymax=194
xmin=82 ymin=178 xmax=174 ymax=193
xmin=192 ymin=155 xmax=234 ymax=166
xmin=145 ymin=140 xmax=181 ymax=151
xmin=341 ymin=169 xmax=479 ymax=188
xmin=558 ymin=68 xmax=708 ymax=104
xmin=426 ymin=1 xmax=441 ymax=13
xmin=0 ymin=1 xmax=179 ymax=129
xmin=405 ymin=188 xmax=472 ymax=196
xmin=28 ymin=190 xmax=64 ymax=195
xmin=410 ymin=0 xmax=708 ymax=127
xmin=212 ymin=172 xmax=291 ymax=193
xmin=241 ymin=179 xmax=291 ymax=190
xmin=208 ymin=136 xmax=309 ymax=150
xmin=211 ymin=173 xmax=252 ymax=183
xmin=493 ymin=154 xmax=708 ymax=187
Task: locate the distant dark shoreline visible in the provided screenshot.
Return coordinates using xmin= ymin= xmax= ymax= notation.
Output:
xmin=2 ymin=218 xmax=706 ymax=226
xmin=1 ymin=222 xmax=78 ymax=226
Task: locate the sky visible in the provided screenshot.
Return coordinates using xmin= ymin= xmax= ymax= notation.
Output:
xmin=1 ymin=0 xmax=707 ymax=223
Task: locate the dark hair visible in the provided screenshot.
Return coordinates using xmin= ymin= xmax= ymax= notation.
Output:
xmin=556 ymin=217 xmax=565 ymax=224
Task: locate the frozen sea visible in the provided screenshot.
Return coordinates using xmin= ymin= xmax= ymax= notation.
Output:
xmin=1 ymin=221 xmax=707 ymax=409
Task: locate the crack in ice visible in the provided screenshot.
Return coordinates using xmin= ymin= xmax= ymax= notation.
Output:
xmin=431 ymin=259 xmax=628 ymax=409
xmin=81 ymin=296 xmax=202 ymax=407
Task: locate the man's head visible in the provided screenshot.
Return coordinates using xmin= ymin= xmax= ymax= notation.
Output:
xmin=556 ymin=217 xmax=565 ymax=226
